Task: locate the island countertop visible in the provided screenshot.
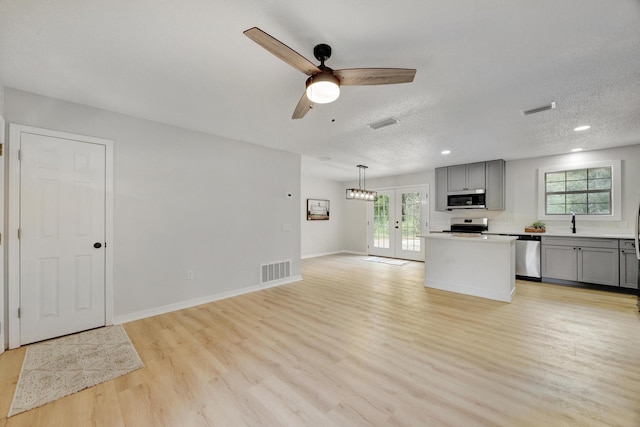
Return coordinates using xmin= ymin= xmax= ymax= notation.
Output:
xmin=426 ymin=233 xmax=517 ymax=243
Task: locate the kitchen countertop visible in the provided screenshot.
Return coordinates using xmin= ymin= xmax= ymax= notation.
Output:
xmin=485 ymin=231 xmax=635 ymax=239
xmin=426 ymin=233 xmax=517 ymax=243
xmin=430 ymin=230 xmax=634 ymax=239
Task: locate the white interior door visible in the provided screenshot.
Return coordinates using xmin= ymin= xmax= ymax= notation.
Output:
xmin=19 ymin=132 xmax=107 ymax=345
xmin=368 ymin=186 xmax=429 ymax=261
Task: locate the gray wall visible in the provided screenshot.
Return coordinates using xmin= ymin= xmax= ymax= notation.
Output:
xmin=4 ymin=88 xmax=302 ymax=320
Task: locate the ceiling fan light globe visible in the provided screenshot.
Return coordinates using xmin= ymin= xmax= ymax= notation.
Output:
xmin=305 ymin=70 xmax=340 ymax=104
xmin=306 ymin=81 xmax=340 ymax=104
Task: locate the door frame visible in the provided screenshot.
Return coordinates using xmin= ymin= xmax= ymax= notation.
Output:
xmin=367 ymin=184 xmax=429 ymax=261
xmin=0 ymin=115 xmax=5 ymax=354
xmin=7 ymin=124 xmax=114 ymax=349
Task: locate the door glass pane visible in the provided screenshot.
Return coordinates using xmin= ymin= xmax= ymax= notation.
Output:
xmin=373 ymin=194 xmax=390 ymax=249
xmin=401 ymin=192 xmax=421 ymax=252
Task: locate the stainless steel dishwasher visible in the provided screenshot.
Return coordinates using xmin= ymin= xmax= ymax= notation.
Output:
xmin=514 ymin=234 xmax=541 ymax=281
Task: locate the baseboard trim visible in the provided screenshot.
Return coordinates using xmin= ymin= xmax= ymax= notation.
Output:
xmin=301 ymin=250 xmax=368 ymax=259
xmin=341 ymin=250 xmax=368 ymax=256
xmin=301 ymin=250 xmax=344 ymax=259
xmin=114 ymin=275 xmax=303 ymax=325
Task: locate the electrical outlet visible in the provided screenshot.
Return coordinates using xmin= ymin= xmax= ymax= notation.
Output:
xmin=186 ymin=270 xmax=194 ymax=280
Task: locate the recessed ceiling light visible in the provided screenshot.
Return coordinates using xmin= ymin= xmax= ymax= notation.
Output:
xmin=574 ymin=125 xmax=591 ymax=131
xmin=571 ymin=148 xmax=583 ymax=152
xmin=441 ymin=150 xmax=451 ymax=155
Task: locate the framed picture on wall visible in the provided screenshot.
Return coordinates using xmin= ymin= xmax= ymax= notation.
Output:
xmin=307 ymin=199 xmax=330 ymax=220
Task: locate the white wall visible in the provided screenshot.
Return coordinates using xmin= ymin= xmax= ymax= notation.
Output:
xmin=4 ymin=88 xmax=301 ymax=321
xmin=478 ymin=146 xmax=640 ymax=234
xmin=300 ymin=174 xmax=346 ymax=258
xmin=342 ymin=171 xmax=431 ymax=254
xmin=0 ymin=84 xmax=5 ymax=116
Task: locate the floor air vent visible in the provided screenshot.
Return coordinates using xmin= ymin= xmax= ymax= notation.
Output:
xmin=261 ymin=260 xmax=291 ymax=284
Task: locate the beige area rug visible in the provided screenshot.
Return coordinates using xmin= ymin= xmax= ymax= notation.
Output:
xmin=8 ymin=325 xmax=144 ymax=417
xmin=362 ymin=256 xmax=408 ymax=266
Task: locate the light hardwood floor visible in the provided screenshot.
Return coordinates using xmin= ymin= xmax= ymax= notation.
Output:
xmin=1 ymin=254 xmax=639 ymax=426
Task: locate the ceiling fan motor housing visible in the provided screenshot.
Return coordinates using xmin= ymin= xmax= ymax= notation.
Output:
xmin=313 ymin=44 xmax=332 ymax=64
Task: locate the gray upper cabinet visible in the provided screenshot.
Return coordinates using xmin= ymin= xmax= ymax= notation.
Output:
xmin=435 ymin=167 xmax=448 ymax=211
xmin=485 ymin=159 xmax=505 ymax=210
xmin=435 ymin=159 xmax=505 ymax=211
xmin=447 ymin=162 xmax=485 ymax=192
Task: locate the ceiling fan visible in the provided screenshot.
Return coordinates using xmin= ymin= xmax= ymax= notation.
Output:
xmin=243 ymin=27 xmax=417 ymax=119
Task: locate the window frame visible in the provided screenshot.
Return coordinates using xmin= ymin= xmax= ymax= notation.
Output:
xmin=537 ymin=159 xmax=621 ymax=221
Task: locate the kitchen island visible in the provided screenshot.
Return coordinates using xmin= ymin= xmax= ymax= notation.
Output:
xmin=425 ymin=233 xmax=517 ymax=302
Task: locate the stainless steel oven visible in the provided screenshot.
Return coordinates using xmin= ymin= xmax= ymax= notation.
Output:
xmin=446 ymin=217 xmax=489 ymax=235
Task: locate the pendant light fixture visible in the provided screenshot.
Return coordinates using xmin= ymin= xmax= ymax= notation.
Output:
xmin=346 ymin=165 xmax=377 ymax=201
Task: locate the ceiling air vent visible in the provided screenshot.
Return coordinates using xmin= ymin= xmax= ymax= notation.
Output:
xmin=523 ymin=102 xmax=556 ymax=115
xmin=368 ymin=117 xmax=399 ymax=129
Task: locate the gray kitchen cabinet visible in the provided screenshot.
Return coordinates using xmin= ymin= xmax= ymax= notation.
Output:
xmin=435 ymin=167 xmax=448 ymax=211
xmin=542 ymin=245 xmax=577 ymax=281
xmin=435 ymin=159 xmax=505 ymax=211
xmin=447 ymin=162 xmax=486 ymax=192
xmin=620 ymin=240 xmax=639 ymax=289
xmin=541 ymin=236 xmax=619 ymax=286
xmin=577 ymin=246 xmax=619 ymax=286
xmin=485 ymin=159 xmax=505 ymax=210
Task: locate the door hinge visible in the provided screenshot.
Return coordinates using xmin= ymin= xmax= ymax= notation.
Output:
xmin=18 ymin=149 xmax=21 ymax=161
xmin=0 ymin=144 xmax=3 ymax=156
xmin=18 ymin=308 xmax=21 ymax=318
xmin=17 ymin=228 xmax=21 ymax=239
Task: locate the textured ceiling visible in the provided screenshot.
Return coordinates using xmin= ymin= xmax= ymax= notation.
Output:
xmin=1 ymin=0 xmax=639 ymax=181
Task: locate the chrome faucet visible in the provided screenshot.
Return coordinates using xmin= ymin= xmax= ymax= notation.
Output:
xmin=570 ymin=212 xmax=576 ymax=234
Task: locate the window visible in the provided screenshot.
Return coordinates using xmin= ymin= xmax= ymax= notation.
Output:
xmin=537 ymin=159 xmax=621 ymax=221
xmin=545 ymin=166 xmax=612 ymax=215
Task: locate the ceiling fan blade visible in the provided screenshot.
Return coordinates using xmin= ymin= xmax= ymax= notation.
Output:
xmin=292 ymin=92 xmax=314 ymax=119
xmin=334 ymin=68 xmax=416 ymax=86
xmin=244 ymin=27 xmax=321 ymax=76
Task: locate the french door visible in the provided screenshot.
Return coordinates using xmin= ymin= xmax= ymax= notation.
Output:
xmin=367 ymin=186 xmax=429 ymax=261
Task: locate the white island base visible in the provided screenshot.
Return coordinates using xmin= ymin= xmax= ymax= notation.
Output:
xmin=424 ymin=234 xmax=517 ymax=302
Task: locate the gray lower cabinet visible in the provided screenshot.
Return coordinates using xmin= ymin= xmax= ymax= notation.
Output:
xmin=541 ymin=245 xmax=578 ymax=281
xmin=620 ymin=240 xmax=639 ymax=289
xmin=577 ymin=246 xmax=619 ymax=286
xmin=541 ymin=236 xmax=619 ymax=286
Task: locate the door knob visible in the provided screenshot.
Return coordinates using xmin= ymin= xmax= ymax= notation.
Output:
xmin=93 ymin=242 xmax=102 ymax=249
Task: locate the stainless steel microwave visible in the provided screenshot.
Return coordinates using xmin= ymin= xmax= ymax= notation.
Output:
xmin=446 ymin=190 xmax=486 ymax=210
